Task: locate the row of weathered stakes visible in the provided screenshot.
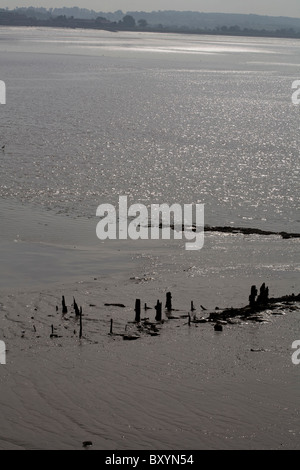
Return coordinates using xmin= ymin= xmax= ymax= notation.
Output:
xmin=55 ymin=295 xmax=83 ymax=339
xmin=56 ymin=283 xmax=299 ymax=341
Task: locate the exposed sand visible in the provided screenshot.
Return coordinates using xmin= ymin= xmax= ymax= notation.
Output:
xmin=0 ymin=202 xmax=299 ymax=450
xmin=0 ymin=256 xmax=299 ymax=449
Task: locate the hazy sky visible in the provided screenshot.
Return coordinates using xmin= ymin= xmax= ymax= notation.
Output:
xmin=0 ymin=1 xmax=299 ymax=18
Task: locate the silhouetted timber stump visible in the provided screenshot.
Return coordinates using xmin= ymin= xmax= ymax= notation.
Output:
xmin=135 ymin=299 xmax=141 ymax=323
xmin=249 ymin=285 xmax=258 ymax=308
xmin=73 ymin=297 xmax=80 ymax=316
xmin=257 ymin=283 xmax=269 ymax=305
xmin=62 ymin=296 xmax=68 ymax=314
xmin=155 ymin=300 xmax=162 ymax=322
xmin=165 ymin=292 xmax=172 ymax=312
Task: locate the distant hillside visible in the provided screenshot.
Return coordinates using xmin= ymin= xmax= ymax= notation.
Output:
xmin=1 ymin=8 xmax=300 ymax=38
xmin=126 ymin=10 xmax=300 ymax=32
xmin=10 ymin=8 xmax=300 ymax=32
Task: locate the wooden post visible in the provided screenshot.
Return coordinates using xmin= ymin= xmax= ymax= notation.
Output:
xmin=188 ymin=314 xmax=191 ymax=326
xmin=265 ymin=286 xmax=269 ymax=302
xmin=73 ymin=297 xmax=80 ymax=316
xmin=191 ymin=301 xmax=195 ymax=311
xmin=155 ymin=300 xmax=162 ymax=322
xmin=79 ymin=307 xmax=83 ymax=339
xmin=165 ymin=292 xmax=172 ymax=312
xmin=135 ymin=299 xmax=141 ymax=323
xmin=50 ymin=324 xmax=57 ymax=338
xmin=110 ymin=318 xmax=113 ymax=334
xmin=257 ymin=283 xmax=269 ymax=305
xmin=62 ymin=296 xmax=68 ymax=314
xmin=249 ymin=285 xmax=257 ymax=308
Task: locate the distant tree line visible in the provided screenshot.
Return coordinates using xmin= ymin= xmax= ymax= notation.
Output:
xmin=0 ymin=8 xmax=300 ymax=39
xmin=0 ymin=10 xmax=147 ymax=31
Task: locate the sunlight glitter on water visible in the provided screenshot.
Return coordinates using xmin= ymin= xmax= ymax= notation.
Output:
xmin=0 ymin=28 xmax=299 ymax=233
